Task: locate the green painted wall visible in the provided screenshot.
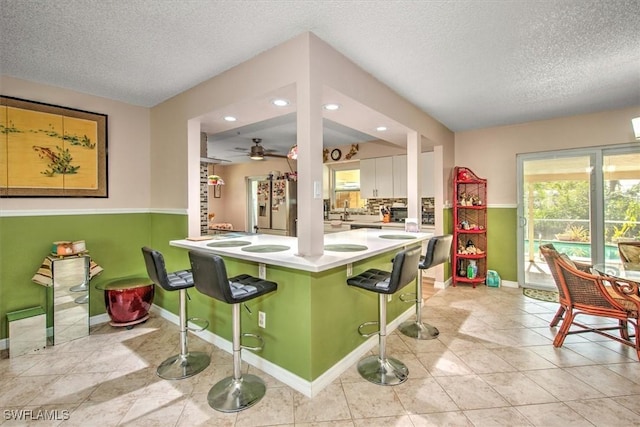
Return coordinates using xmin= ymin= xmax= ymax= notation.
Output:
xmin=1 ymin=209 xmax=518 ymax=379
xmin=0 ymin=213 xmax=155 ymax=340
xmin=487 ymin=207 xmax=517 ymax=281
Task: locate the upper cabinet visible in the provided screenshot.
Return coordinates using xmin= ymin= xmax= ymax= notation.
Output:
xmin=360 ymin=157 xmax=394 ymax=198
xmin=359 ymin=152 xmax=435 ymax=199
xmin=421 ymin=152 xmax=434 ymax=198
xmin=392 ymin=155 xmax=407 ymax=198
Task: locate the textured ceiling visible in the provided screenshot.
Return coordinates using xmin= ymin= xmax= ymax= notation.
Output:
xmin=1 ymin=0 xmax=639 ymax=135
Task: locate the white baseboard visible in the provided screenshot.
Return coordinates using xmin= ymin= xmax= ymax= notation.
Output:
xmin=434 ymin=277 xmax=452 ymax=289
xmin=150 ymin=303 xmax=414 ymax=397
xmin=90 ymin=313 xmax=111 ymax=326
xmin=501 ymin=280 xmax=519 ymax=288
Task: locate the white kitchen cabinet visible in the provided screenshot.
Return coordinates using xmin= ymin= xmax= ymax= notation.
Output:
xmin=360 ymin=157 xmax=394 ymax=198
xmin=421 ymin=152 xmax=434 ymax=197
xmin=392 ymin=155 xmax=407 ymax=198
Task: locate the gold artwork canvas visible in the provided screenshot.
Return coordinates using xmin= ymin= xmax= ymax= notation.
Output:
xmin=0 ymin=96 xmax=108 ymax=197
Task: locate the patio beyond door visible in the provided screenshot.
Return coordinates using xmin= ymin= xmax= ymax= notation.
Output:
xmin=517 ymin=146 xmax=640 ymax=290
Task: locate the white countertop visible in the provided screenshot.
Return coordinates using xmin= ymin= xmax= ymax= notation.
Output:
xmin=171 ymin=229 xmax=432 ymax=273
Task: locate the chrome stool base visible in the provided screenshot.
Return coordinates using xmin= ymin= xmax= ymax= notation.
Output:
xmin=357 ymin=355 xmax=408 ymax=386
xmin=399 ymin=320 xmax=439 ymax=340
xmin=156 ymin=351 xmax=210 ymax=380
xmin=208 ymin=374 xmax=266 ymax=412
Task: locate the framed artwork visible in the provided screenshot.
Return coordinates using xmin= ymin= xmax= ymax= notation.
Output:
xmin=0 ymin=96 xmax=108 ymax=197
xmin=213 ymin=185 xmax=222 ymax=198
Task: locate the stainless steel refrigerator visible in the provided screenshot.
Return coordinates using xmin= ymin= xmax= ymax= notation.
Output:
xmin=256 ymin=178 xmax=297 ymax=236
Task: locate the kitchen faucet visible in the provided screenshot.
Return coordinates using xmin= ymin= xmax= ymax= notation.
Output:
xmin=343 ymin=200 xmax=349 ymax=221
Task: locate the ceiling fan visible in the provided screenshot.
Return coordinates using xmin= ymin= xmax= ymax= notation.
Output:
xmin=234 ymin=138 xmax=287 ymax=160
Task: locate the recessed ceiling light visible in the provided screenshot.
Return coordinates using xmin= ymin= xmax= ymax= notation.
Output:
xmin=376 ymin=126 xmax=388 ymax=132
xmin=323 ymin=103 xmax=340 ymax=111
xmin=223 ymin=116 xmax=237 ymax=122
xmin=272 ymin=99 xmax=289 ymax=107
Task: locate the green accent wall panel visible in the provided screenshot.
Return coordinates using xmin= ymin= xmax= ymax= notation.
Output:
xmin=177 ymin=247 xmax=415 ymax=381
xmin=0 ymin=213 xmax=152 ymax=340
xmin=487 ymin=207 xmax=517 ymax=281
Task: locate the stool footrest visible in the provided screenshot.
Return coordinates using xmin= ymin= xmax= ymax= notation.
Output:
xmin=357 ymin=321 xmax=379 ymax=338
xmin=241 ymin=333 xmax=264 ymax=351
xmin=399 ymin=292 xmax=417 ymax=303
xmin=187 ymin=317 xmax=209 ymax=332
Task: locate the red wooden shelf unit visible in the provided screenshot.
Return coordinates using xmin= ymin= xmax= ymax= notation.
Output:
xmin=452 ymin=166 xmax=487 ymax=288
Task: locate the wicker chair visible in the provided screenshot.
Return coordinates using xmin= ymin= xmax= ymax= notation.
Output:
xmin=618 ymin=241 xmax=640 ymax=265
xmin=539 ymin=243 xmax=593 ymax=327
xmin=551 ymin=252 xmax=640 ymax=359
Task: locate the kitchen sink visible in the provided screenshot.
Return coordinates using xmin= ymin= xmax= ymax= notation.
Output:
xmin=379 ymin=234 xmax=417 ymax=240
xmin=242 ymin=244 xmax=290 ymax=253
xmin=206 ymin=240 xmax=252 ymax=248
xmin=324 ymin=244 xmax=368 ymax=252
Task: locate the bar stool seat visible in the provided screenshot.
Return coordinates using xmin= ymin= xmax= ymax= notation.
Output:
xmin=189 ymin=250 xmax=277 ymax=413
xmin=347 ymin=246 xmax=421 ymax=386
xmin=399 ymin=235 xmax=453 ymax=340
xmin=142 ymin=247 xmax=211 ymax=380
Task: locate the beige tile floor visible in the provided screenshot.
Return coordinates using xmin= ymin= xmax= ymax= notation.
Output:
xmin=2 ymin=284 xmax=640 ymax=426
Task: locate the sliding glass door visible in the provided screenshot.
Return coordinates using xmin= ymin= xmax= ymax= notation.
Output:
xmin=517 ymin=144 xmax=640 ymax=290
xmin=603 ymin=150 xmax=640 ymax=267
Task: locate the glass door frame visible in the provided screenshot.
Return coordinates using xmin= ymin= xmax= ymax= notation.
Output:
xmin=516 ymin=143 xmax=638 ymax=288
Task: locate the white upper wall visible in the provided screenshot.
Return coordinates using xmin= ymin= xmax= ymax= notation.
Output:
xmin=0 ymin=75 xmax=151 ymax=212
xmin=455 ymin=106 xmax=640 ymax=206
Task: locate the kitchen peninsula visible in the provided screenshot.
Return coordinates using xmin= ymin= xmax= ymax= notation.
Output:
xmin=170 ymin=228 xmax=432 ymax=396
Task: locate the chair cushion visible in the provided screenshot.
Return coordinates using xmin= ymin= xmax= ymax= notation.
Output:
xmin=559 ymin=253 xmax=577 ymax=269
xmin=230 ymin=281 xmax=258 ymax=298
xmin=166 ymin=270 xmax=194 ymax=289
xmin=605 ymin=286 xmax=640 ymax=314
xmin=227 ymin=274 xmax=277 ymax=303
xmin=347 ymin=269 xmax=392 ymax=293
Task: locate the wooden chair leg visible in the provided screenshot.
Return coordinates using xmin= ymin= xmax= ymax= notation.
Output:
xmin=550 ymin=305 xmax=565 ymax=327
xmin=633 ymin=322 xmax=640 ymax=361
xmin=553 ymin=311 xmax=574 ymax=347
xmin=620 ymin=320 xmax=630 ymax=340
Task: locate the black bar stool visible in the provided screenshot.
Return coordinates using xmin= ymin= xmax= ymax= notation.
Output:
xmin=188 ymin=250 xmax=277 ymax=413
xmin=347 ymin=245 xmax=421 ymax=385
xmin=399 ymin=234 xmax=453 ymax=340
xmin=141 ymin=247 xmax=211 ymax=380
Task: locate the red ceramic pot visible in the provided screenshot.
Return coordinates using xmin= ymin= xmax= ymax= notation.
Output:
xmin=102 ymin=278 xmax=154 ymax=326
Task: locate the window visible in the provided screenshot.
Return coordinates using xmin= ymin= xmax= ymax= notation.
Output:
xmin=333 ymin=169 xmax=365 ymax=209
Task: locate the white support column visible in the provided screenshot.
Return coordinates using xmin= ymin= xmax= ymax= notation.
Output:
xmin=433 ymin=144 xmax=446 ymax=286
xmin=406 ymin=131 xmax=421 ymax=222
xmin=296 ymin=76 xmax=324 ymax=256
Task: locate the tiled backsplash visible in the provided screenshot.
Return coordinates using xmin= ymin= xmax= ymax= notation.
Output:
xmin=200 ymin=163 xmax=209 ymax=234
xmin=334 ymin=198 xmax=435 ymax=215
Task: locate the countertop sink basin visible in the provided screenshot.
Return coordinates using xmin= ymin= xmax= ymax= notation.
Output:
xmin=242 ymin=244 xmax=290 ymax=253
xmin=207 ymin=240 xmax=252 ymax=248
xmin=379 ymin=234 xmax=417 ymax=240
xmin=324 ymin=244 xmax=368 ymax=252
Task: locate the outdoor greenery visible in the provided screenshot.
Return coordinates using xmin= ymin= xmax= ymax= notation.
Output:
xmin=527 ymin=179 xmax=640 ymax=244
